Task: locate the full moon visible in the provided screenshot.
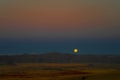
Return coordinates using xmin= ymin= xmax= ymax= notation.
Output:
xmin=73 ymin=48 xmax=79 ymax=53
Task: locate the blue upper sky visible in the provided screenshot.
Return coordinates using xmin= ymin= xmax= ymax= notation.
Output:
xmin=0 ymin=38 xmax=119 ymax=55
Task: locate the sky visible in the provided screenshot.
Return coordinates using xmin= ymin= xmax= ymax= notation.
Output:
xmin=0 ymin=0 xmax=120 ymax=54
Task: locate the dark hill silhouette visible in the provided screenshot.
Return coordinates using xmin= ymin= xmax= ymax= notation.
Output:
xmin=0 ymin=52 xmax=120 ymax=64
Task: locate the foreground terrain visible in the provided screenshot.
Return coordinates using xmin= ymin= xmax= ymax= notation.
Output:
xmin=0 ymin=63 xmax=120 ymax=80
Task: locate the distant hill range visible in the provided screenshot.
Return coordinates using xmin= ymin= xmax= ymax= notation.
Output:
xmin=0 ymin=52 xmax=120 ymax=64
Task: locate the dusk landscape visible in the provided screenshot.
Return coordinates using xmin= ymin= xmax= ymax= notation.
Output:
xmin=0 ymin=0 xmax=120 ymax=80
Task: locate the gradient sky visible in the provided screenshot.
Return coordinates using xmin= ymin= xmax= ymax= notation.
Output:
xmin=0 ymin=0 xmax=120 ymax=54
